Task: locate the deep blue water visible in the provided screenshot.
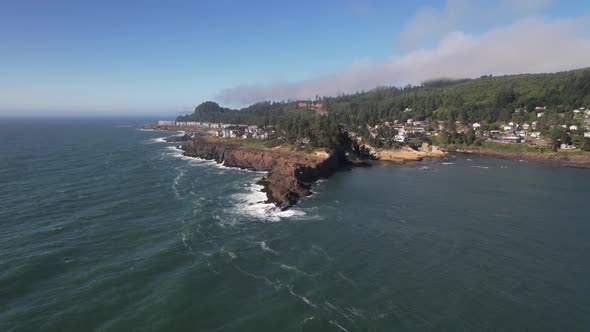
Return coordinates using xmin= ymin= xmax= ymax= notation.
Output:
xmin=1 ymin=118 xmax=589 ymax=331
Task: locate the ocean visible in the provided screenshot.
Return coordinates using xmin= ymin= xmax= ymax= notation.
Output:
xmin=1 ymin=118 xmax=589 ymax=331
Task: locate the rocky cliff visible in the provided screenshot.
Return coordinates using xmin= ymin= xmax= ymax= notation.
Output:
xmin=181 ymin=138 xmax=345 ymax=209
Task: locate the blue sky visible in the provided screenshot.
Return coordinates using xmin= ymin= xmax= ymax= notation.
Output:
xmin=1 ymin=0 xmax=589 ymax=117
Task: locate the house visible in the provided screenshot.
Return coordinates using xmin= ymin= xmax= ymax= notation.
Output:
xmin=514 ymin=108 xmax=525 ymax=113
xmin=532 ymin=121 xmax=538 ymax=129
xmin=501 ymin=136 xmax=522 ymax=143
xmin=573 ymin=109 xmax=581 ymax=114
xmin=404 ymin=108 xmax=412 ymax=113
xmin=537 ymin=112 xmax=544 ymax=118
xmin=490 ymin=130 xmax=501 ymax=138
xmin=522 ymin=123 xmax=530 ymax=130
xmin=472 ymin=123 xmax=481 ymax=129
xmin=530 ymin=132 xmax=541 ymax=138
xmin=221 ymin=129 xmax=232 ymax=138
xmin=570 ymin=125 xmax=579 ymax=131
xmin=560 ymin=144 xmax=576 ymax=150
xmin=585 ymin=132 xmax=590 ymax=138
xmin=407 ymin=119 xmax=413 ymax=124
xmin=535 ymin=106 xmax=546 ymax=111
xmin=394 ymin=134 xmax=407 ymax=142
xmin=503 ymin=125 xmax=514 ymax=131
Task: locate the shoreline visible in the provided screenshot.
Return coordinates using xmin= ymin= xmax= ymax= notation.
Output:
xmin=166 ymin=135 xmax=589 ymax=210
xmin=179 ymin=137 xmax=353 ymax=210
xmin=444 ymin=146 xmax=590 ymax=169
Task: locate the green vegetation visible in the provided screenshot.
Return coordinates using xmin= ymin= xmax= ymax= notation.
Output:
xmin=177 ymin=68 xmax=590 ymax=153
xmin=324 ymin=68 xmax=590 ymax=126
xmin=480 ymin=141 xmax=552 ymax=153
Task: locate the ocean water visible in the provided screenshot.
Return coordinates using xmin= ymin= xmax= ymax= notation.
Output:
xmin=1 ymin=118 xmax=589 ymax=331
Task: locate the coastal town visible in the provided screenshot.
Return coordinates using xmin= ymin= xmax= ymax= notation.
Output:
xmin=154 ymin=120 xmax=273 ymax=140
xmin=153 ymin=104 xmax=590 ymax=151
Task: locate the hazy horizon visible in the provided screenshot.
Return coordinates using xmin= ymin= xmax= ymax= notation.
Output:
xmin=2 ymin=0 xmax=590 ymax=117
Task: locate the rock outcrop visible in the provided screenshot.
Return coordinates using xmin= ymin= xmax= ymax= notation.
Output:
xmin=164 ymin=133 xmax=191 ymax=142
xmin=367 ymin=143 xmax=448 ymax=162
xmin=181 ymin=138 xmax=345 ymax=209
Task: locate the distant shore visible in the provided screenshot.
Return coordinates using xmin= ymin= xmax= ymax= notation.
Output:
xmin=444 ymin=146 xmax=590 ymax=169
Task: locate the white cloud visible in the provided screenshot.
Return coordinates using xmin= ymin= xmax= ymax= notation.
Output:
xmin=396 ymin=0 xmax=554 ymax=51
xmin=218 ymin=16 xmax=590 ymax=105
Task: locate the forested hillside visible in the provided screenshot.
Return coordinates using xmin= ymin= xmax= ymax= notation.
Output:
xmin=179 ymin=68 xmax=590 ymax=128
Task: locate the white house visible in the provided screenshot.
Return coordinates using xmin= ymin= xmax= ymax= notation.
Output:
xmin=472 ymin=123 xmax=481 ymax=129
xmin=560 ymin=144 xmax=576 ymax=150
xmin=394 ymin=134 xmax=407 ymax=142
xmin=570 ymin=125 xmax=579 ymax=131
xmin=530 ymin=132 xmax=541 ymax=138
xmin=407 ymin=119 xmax=413 ymax=124
xmin=573 ymin=109 xmax=581 ymax=114
xmin=585 ymin=132 xmax=590 ymax=138
xmin=522 ymin=123 xmax=530 ymax=130
xmin=537 ymin=112 xmax=544 ymax=118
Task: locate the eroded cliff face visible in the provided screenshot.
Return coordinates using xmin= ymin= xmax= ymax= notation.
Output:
xmin=181 ymin=138 xmax=344 ymax=210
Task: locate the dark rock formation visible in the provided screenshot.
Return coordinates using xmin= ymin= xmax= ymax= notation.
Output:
xmin=164 ymin=134 xmax=191 ymax=142
xmin=182 ymin=138 xmax=346 ymax=209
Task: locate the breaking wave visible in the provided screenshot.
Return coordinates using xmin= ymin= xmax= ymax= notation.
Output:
xmin=230 ymin=182 xmax=305 ymax=222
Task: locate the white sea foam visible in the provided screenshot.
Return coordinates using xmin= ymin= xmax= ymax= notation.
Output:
xmin=165 ymin=146 xmax=195 ymax=161
xmin=288 ymin=286 xmax=316 ymax=308
xmin=231 ymin=182 xmax=305 ymax=222
xmin=172 ymin=168 xmax=185 ymax=198
xmin=260 ymin=241 xmax=279 ymax=255
xmin=280 ymin=264 xmax=317 ymax=277
xmin=329 ymin=320 xmax=351 ymax=332
xmin=442 ymin=162 xmax=455 ymax=165
xmin=302 ymin=317 xmax=315 ymax=324
xmin=136 ymin=128 xmax=155 ymax=132
xmin=471 ymin=166 xmax=489 ymax=169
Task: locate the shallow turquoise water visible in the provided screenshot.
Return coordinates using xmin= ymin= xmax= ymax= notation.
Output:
xmin=1 ymin=119 xmax=589 ymax=331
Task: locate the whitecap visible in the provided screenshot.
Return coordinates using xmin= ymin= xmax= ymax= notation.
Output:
xmin=442 ymin=162 xmax=455 ymax=165
xmin=329 ymin=320 xmax=351 ymax=332
xmin=259 ymin=241 xmax=279 ymax=255
xmin=470 ymin=166 xmax=489 ymax=169
xmin=302 ymin=317 xmax=315 ymax=324
xmin=231 ymin=182 xmax=305 ymax=222
xmin=144 ymin=137 xmax=167 ymax=144
xmin=288 ymin=286 xmax=316 ymax=308
xmin=172 ymin=168 xmax=185 ymax=198
xmin=164 ymin=146 xmax=195 ymax=161
xmin=280 ymin=264 xmax=317 ymax=277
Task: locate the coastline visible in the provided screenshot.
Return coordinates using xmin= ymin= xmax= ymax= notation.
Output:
xmin=168 ymin=135 xmax=589 ymax=211
xmin=444 ymin=146 xmax=590 ymax=169
xmin=179 ymin=137 xmax=350 ymax=210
